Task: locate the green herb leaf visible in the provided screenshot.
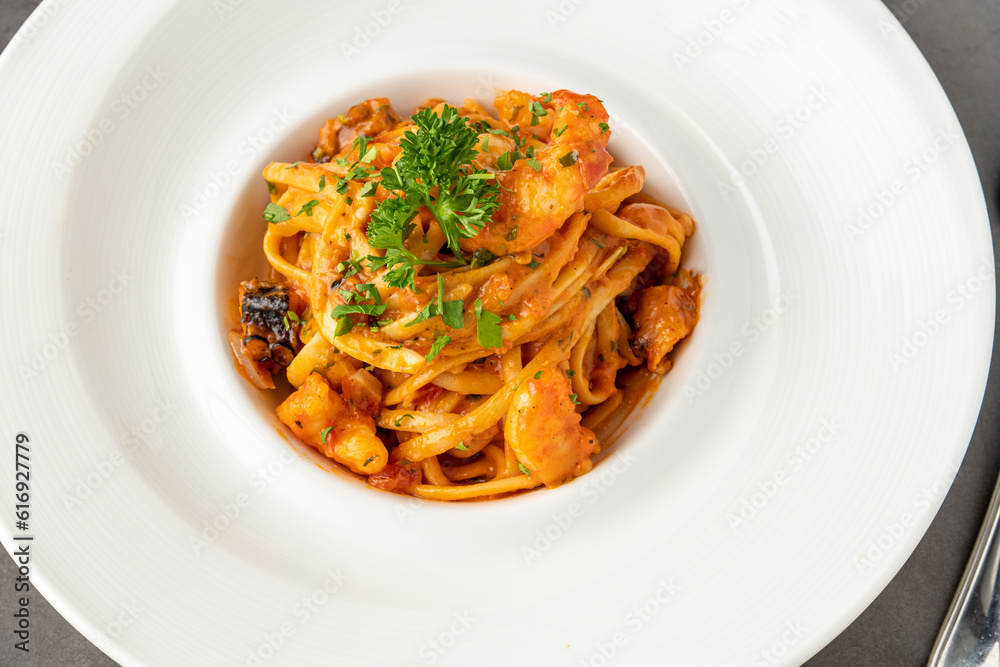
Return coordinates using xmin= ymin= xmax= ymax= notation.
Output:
xmin=526 ymin=158 xmax=542 ymax=172
xmin=318 ymin=175 xmax=326 ymax=191
xmin=320 ymin=426 xmax=335 ymax=444
xmin=357 ymin=181 xmax=378 ymax=198
xmin=599 ymin=122 xmax=609 ymax=134
xmin=333 ymin=316 xmax=353 ymax=337
xmin=298 ymin=199 xmax=320 ymax=216
xmin=533 ymin=371 xmax=542 ymax=379
xmin=263 ymin=203 xmax=290 ymax=223
xmin=406 ymin=302 xmax=437 ymax=328
xmin=496 ymin=150 xmax=519 ymax=171
xmin=558 ymin=151 xmax=579 ymax=168
xmin=553 ymin=125 xmax=568 ymax=137
xmin=589 ymin=238 xmax=605 ymax=248
xmin=474 ymin=298 xmax=503 ymax=349
xmin=363 ymin=456 xmax=375 ymax=467
xmin=504 ymin=226 xmax=519 ymax=241
xmin=528 ymin=101 xmax=547 ymax=127
xmin=471 ymin=248 xmax=496 ymax=267
xmin=569 ymin=393 xmax=580 ymax=405
xmin=442 ymin=300 xmax=464 ymax=329
xmin=518 ymin=463 xmax=531 ymax=475
xmin=332 ymin=283 xmax=387 ymax=320
xmin=455 ymin=441 xmax=469 ymax=451
xmin=267 ymin=181 xmax=277 ymax=195
xmin=426 ymin=334 xmax=451 ymax=363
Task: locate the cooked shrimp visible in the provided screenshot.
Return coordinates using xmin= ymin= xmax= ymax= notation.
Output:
xmin=463 ymin=90 xmax=613 ymax=255
xmin=276 ymin=373 xmax=388 ymax=474
xmin=628 ymin=285 xmax=698 ymax=372
xmin=504 ymin=364 xmax=599 ymax=486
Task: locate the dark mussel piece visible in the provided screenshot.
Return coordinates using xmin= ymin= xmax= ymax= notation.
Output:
xmin=238 ymin=279 xmax=299 ymax=369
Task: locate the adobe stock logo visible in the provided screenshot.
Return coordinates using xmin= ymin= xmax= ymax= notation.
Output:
xmin=339 ymin=1 xmax=404 ymax=62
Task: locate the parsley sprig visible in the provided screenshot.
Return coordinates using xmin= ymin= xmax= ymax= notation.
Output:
xmin=366 ymin=105 xmax=500 ymax=289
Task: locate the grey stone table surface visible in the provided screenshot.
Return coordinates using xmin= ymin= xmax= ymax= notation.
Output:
xmin=1 ymin=1 xmax=997 ymax=666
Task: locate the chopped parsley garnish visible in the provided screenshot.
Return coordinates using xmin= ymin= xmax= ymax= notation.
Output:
xmin=358 ymin=144 xmax=378 ymax=164
xmin=540 ymin=92 xmax=552 ymax=103
xmin=504 ymin=226 xmax=519 ymax=241
xmin=363 ymin=456 xmax=375 ymax=467
xmin=282 ymin=311 xmax=300 ymax=330
xmin=357 ymin=180 xmax=378 ymax=198
xmin=569 ymin=393 xmax=580 ymax=405
xmin=518 ymin=463 xmax=531 ymax=475
xmin=496 ymin=150 xmax=520 ymax=171
xmin=525 ymin=158 xmax=542 ymax=172
xmin=533 ymin=371 xmax=542 ymax=379
xmin=366 ymin=105 xmax=500 ymax=289
xmin=566 ymin=369 xmax=576 ymax=377
xmin=333 ymin=315 xmax=353 ymax=337
xmin=320 ymin=426 xmax=335 ymax=444
xmin=589 ymin=238 xmax=605 ymax=248
xmin=426 ymin=334 xmax=451 ymax=363
xmin=331 ymin=283 xmax=388 ymax=334
xmin=318 ymin=175 xmax=326 ymax=191
xmin=405 ymin=274 xmax=465 ymax=330
xmin=394 ymin=414 xmax=414 ymax=427
xmin=286 ymin=161 xmax=302 ymax=170
xmin=336 ymin=254 xmax=363 ymax=279
xmin=471 ymin=248 xmax=496 ymax=267
xmin=441 ymin=300 xmax=464 ymax=329
xmin=599 ymin=122 xmax=609 ymax=134
xmin=528 ymin=256 xmax=541 ymax=270
xmin=610 ymin=340 xmax=618 ymax=353
xmin=576 ymin=102 xmax=589 ymax=111
xmin=558 ymin=151 xmax=579 ymax=167
xmin=298 ymin=199 xmax=320 ymax=216
xmin=263 ymin=203 xmax=290 ymax=223
xmin=455 ymin=441 xmax=469 ymax=451
xmin=474 ymin=298 xmax=502 ymax=349
xmin=529 ymin=100 xmax=548 ymax=126
xmin=267 ymin=181 xmax=277 ymax=195
xmin=553 ymin=125 xmax=568 ymax=137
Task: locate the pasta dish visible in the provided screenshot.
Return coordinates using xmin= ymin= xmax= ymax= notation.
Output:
xmin=229 ymin=88 xmax=700 ymax=501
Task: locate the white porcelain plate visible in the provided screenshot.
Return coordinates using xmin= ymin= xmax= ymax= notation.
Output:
xmin=0 ymin=0 xmax=993 ymax=665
